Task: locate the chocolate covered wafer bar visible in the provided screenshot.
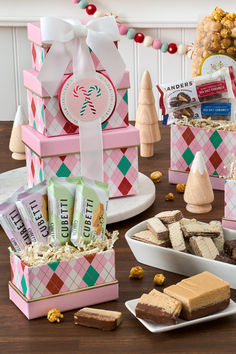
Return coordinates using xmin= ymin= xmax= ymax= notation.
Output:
xmin=189 ymin=236 xmax=219 ymax=260
xmin=135 ymin=289 xmax=182 ymax=325
xmin=0 ymin=188 xmax=31 ymax=251
xmin=147 ymin=217 xmax=169 ymax=240
xmin=71 ymin=177 xmax=109 ymax=246
xmin=132 ymin=230 xmax=170 ymax=247
xmin=74 ymin=308 xmax=122 ymax=331
xmin=16 ymin=181 xmax=49 ymax=244
xmin=155 ymin=210 xmax=183 ymax=224
xmin=168 ymin=222 xmax=186 ymax=252
xmin=181 ymin=221 xmax=220 ymax=238
xmin=209 ymin=221 xmax=224 ymax=253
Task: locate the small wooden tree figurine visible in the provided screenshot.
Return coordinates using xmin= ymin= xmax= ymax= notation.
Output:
xmin=9 ymin=105 xmax=28 ymax=160
xmin=135 ymin=70 xmax=161 ymax=157
xmin=184 ymin=151 xmax=214 ymax=214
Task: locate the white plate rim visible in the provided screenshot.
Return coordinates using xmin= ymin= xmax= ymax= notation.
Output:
xmin=125 ymin=298 xmax=236 ymax=333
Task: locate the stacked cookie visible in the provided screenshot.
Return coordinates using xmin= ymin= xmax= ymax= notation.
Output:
xmin=132 ymin=210 xmax=236 ymax=263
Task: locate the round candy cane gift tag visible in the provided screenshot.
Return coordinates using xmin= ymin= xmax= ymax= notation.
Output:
xmin=58 ymin=72 xmax=117 ymax=126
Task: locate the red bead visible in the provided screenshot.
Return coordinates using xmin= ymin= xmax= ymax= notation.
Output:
xmin=86 ymin=4 xmax=97 ymax=15
xmin=134 ymin=33 xmax=145 ymax=43
xmin=168 ymin=43 xmax=178 ymax=54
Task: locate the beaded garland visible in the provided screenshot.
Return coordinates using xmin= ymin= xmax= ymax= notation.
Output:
xmin=71 ymin=0 xmax=194 ymax=57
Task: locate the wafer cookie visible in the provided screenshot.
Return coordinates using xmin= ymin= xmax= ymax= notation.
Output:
xmin=209 ymin=221 xmax=224 ymax=253
xmin=181 ymin=221 xmax=220 ymax=238
xmin=168 ymin=222 xmax=186 ymax=252
xmin=155 ymin=210 xmax=183 ymax=224
xmin=147 ymin=217 xmax=169 ymax=240
xmin=132 ymin=230 xmax=170 ymax=247
xmin=189 ymin=236 xmax=219 ymax=259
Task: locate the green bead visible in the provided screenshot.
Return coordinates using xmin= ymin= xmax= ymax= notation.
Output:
xmin=78 ymin=0 xmax=89 ymax=9
xmin=126 ymin=28 xmax=136 ymax=40
xmin=161 ymin=42 xmax=168 ymax=53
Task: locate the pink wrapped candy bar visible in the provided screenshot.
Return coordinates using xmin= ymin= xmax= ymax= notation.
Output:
xmin=16 ymin=181 xmax=49 ymax=244
xmin=0 ymin=188 xmax=31 ymax=251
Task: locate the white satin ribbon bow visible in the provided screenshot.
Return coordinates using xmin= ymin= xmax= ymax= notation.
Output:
xmin=37 ymin=16 xmax=126 ymax=96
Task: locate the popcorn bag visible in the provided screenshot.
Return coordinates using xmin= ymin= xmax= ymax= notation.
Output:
xmin=192 ymin=7 xmax=236 ymax=78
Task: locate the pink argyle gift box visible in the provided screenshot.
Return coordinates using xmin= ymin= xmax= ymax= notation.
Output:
xmin=169 ymin=124 xmax=236 ymax=191
xmin=27 ymin=21 xmax=114 ymax=73
xmin=24 ymin=69 xmax=130 ymax=137
xmin=9 ymin=249 xmax=119 ymax=319
xmin=222 ymin=179 xmax=236 ymax=230
xmin=22 ymin=124 xmax=139 ymax=198
xmin=10 ymin=249 xmax=116 ymax=300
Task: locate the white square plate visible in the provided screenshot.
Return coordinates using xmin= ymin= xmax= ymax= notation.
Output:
xmin=125 ymin=298 xmax=236 ymax=333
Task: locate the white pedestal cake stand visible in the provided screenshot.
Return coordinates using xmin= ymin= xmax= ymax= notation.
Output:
xmin=0 ymin=167 xmax=155 ymax=224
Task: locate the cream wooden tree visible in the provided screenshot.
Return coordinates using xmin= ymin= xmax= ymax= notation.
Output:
xmin=135 ymin=70 xmax=161 ymax=157
xmin=9 ymin=105 xmax=28 ymax=160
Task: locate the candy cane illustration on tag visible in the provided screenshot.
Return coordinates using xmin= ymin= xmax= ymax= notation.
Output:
xmin=73 ymin=85 xmax=102 ymax=116
xmin=59 ymin=72 xmax=116 ymax=126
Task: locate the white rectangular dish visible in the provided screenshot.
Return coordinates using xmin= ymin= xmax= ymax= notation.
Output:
xmin=125 ymin=219 xmax=236 ymax=289
xmin=125 ymin=298 xmax=236 ymax=333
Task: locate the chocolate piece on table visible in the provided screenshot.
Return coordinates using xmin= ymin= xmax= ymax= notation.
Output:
xmin=132 ymin=230 xmax=170 ymax=247
xmin=146 ymin=217 xmax=169 ymax=240
xmin=168 ymin=222 xmax=186 ymax=252
xmin=189 ymin=236 xmax=219 ymax=259
xmin=164 ymin=271 xmax=230 ymax=321
xmin=74 ymin=308 xmax=122 ymax=331
xmin=155 ymin=210 xmax=183 ymax=224
xmin=215 ymin=255 xmax=236 ymax=265
xmin=135 ymin=289 xmax=182 ymax=325
xmin=224 ymin=239 xmax=236 ymax=257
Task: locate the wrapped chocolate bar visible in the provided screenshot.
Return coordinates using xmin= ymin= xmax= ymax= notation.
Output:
xmin=192 ymin=7 xmax=236 ymax=78
xmin=157 ymin=66 xmax=236 ymax=115
xmin=47 ymin=177 xmax=81 ymax=245
xmin=71 ymin=177 xmax=109 ymax=247
xmin=171 ymin=101 xmax=232 ymax=121
xmin=16 ymin=181 xmax=49 ymax=244
xmin=0 ymin=188 xmax=31 ymax=251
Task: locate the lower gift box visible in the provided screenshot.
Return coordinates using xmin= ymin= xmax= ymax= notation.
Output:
xmin=9 ymin=249 xmax=118 ymax=319
xmin=223 ymin=179 xmax=236 ymax=230
xmin=22 ymin=124 xmax=139 ymax=198
xmin=9 ymin=281 xmax=119 ymax=320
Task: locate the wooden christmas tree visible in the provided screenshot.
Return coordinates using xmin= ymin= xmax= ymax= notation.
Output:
xmin=135 ymin=70 xmax=161 ymax=157
xmin=9 ymin=105 xmax=28 ymax=160
xmin=184 ymin=151 xmax=214 ymax=214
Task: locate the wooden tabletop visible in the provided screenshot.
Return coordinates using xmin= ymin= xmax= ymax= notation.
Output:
xmin=0 ymin=122 xmax=235 ymax=354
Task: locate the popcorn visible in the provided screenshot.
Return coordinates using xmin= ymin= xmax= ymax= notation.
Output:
xmin=175 ymin=117 xmax=236 ymax=132
xmin=129 ymin=266 xmax=144 ymax=279
xmin=47 ymin=309 xmax=63 ymax=323
xmin=153 ymin=273 xmax=166 ymax=286
xmin=165 ymin=193 xmax=175 ymax=201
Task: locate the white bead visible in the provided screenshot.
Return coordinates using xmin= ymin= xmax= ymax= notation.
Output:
xmin=143 ymin=36 xmax=153 ymax=47
xmin=177 ymin=44 xmax=187 ymax=55
xmin=94 ymin=10 xmax=104 ymax=18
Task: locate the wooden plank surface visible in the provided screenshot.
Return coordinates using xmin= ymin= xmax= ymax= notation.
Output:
xmin=0 ymin=122 xmax=235 ymax=354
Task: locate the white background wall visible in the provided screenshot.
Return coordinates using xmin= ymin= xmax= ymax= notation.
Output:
xmin=0 ymin=0 xmax=235 ymax=121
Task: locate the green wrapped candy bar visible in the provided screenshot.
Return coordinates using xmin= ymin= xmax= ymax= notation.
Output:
xmin=47 ymin=177 xmax=81 ymax=245
xmin=71 ymin=177 xmax=109 ymax=246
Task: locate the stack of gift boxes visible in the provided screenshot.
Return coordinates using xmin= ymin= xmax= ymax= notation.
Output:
xmin=8 ymin=17 xmax=141 ymax=320
xmin=22 ymin=21 xmax=140 ymax=199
